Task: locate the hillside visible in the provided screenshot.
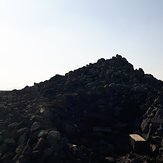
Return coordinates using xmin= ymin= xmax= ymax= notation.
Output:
xmin=0 ymin=55 xmax=162 ymax=162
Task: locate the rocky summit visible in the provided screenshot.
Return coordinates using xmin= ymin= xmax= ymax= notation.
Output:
xmin=0 ymin=55 xmax=162 ymax=163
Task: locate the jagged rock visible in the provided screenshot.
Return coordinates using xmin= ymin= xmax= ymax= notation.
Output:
xmin=22 ymin=144 xmax=32 ymax=155
xmin=16 ymin=145 xmax=24 ymax=154
xmin=105 ymin=156 xmax=115 ymax=162
xmin=161 ymin=139 xmax=163 ymax=147
xmin=43 ymin=147 xmax=53 ymax=157
xmin=141 ymin=118 xmax=150 ymax=133
xmin=0 ymin=144 xmax=7 ymax=153
xmin=157 ymin=125 xmax=163 ymax=135
xmin=4 ymin=138 xmax=15 ymax=145
xmin=33 ymin=138 xmax=45 ymax=150
xmin=0 ymin=56 xmax=162 ymax=162
xmin=37 ymin=130 xmax=49 ymax=138
xmin=0 ymin=135 xmax=3 ymax=143
xmin=18 ymin=133 xmax=28 ymax=145
xmin=31 ymin=150 xmax=42 ymax=158
xmin=17 ymin=128 xmax=29 ymax=136
xmin=47 ymin=130 xmax=60 ymax=144
xmin=17 ymin=155 xmax=30 ymax=163
xmin=150 ymin=144 xmax=158 ymax=154
xmin=31 ymin=122 xmax=41 ymax=132
xmin=8 ymin=122 xmax=19 ymax=129
xmin=159 ymin=147 xmax=163 ymax=157
xmin=151 ymin=136 xmax=161 ymax=145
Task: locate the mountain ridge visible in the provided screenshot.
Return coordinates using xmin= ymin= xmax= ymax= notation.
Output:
xmin=0 ymin=55 xmax=162 ymax=162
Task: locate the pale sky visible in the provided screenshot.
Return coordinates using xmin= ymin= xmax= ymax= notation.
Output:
xmin=0 ymin=0 xmax=163 ymax=90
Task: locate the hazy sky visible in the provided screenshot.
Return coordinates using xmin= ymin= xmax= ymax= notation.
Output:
xmin=0 ymin=0 xmax=163 ymax=90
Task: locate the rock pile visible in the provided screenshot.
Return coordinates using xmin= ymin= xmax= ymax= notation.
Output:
xmin=0 ymin=55 xmax=162 ymax=162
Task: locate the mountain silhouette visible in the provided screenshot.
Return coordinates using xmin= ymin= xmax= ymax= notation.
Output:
xmin=0 ymin=55 xmax=162 ymax=162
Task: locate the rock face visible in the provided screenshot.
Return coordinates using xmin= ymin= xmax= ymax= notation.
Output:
xmin=0 ymin=55 xmax=162 ymax=162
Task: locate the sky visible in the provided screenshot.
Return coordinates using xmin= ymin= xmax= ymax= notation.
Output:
xmin=0 ymin=0 xmax=163 ymax=90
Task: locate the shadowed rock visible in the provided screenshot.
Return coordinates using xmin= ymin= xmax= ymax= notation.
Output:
xmin=0 ymin=55 xmax=162 ymax=162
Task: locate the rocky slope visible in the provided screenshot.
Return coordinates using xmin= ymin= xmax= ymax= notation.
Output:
xmin=0 ymin=55 xmax=162 ymax=163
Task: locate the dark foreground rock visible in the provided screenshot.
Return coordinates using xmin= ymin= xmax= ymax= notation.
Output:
xmin=0 ymin=55 xmax=162 ymax=162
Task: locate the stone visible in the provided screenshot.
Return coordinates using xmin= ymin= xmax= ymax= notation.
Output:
xmin=105 ymin=156 xmax=115 ymax=162
xmin=141 ymin=119 xmax=150 ymax=133
xmin=47 ymin=130 xmax=60 ymax=144
xmin=8 ymin=122 xmax=19 ymax=129
xmin=40 ymin=108 xmax=45 ymax=113
xmin=17 ymin=128 xmax=29 ymax=136
xmin=22 ymin=144 xmax=32 ymax=155
xmin=0 ymin=56 xmax=162 ymax=162
xmin=93 ymin=127 xmax=112 ymax=133
xmin=64 ymin=123 xmax=76 ymax=136
xmin=157 ymin=125 xmax=163 ymax=135
xmin=13 ymin=154 xmax=19 ymax=161
xmin=43 ymin=148 xmax=53 ymax=157
xmin=159 ymin=147 xmax=163 ymax=157
xmin=0 ymin=144 xmax=7 ymax=153
xmin=16 ymin=145 xmax=24 ymax=154
xmin=17 ymin=155 xmax=30 ymax=163
xmin=128 ymin=152 xmax=138 ymax=159
xmin=97 ymin=58 xmax=105 ymax=64
xmin=31 ymin=150 xmax=42 ymax=159
xmin=18 ymin=133 xmax=27 ymax=145
xmin=4 ymin=138 xmax=15 ymax=145
xmin=37 ymin=130 xmax=49 ymax=138
xmin=33 ymin=138 xmax=45 ymax=150
xmin=30 ymin=122 xmax=40 ymax=132
xmin=129 ymin=134 xmax=147 ymax=154
xmin=151 ymin=118 xmax=163 ymax=127
xmin=30 ymin=115 xmax=36 ymax=122
xmin=0 ymin=135 xmax=3 ymax=143
xmin=151 ymin=136 xmax=161 ymax=145
xmin=150 ymin=144 xmax=157 ymax=153
xmin=161 ymin=139 xmax=163 ymax=147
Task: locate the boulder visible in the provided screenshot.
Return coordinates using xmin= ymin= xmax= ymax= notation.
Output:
xmin=31 ymin=122 xmax=40 ymax=132
xmin=16 ymin=145 xmax=24 ymax=154
xmin=17 ymin=128 xmax=29 ymax=136
xmin=47 ymin=130 xmax=60 ymax=145
xmin=37 ymin=130 xmax=49 ymax=138
xmin=18 ymin=133 xmax=28 ymax=145
xmin=33 ymin=138 xmax=45 ymax=150
xmin=8 ymin=122 xmax=19 ymax=129
xmin=4 ymin=138 xmax=15 ymax=145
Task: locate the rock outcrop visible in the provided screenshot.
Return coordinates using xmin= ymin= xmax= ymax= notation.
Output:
xmin=0 ymin=55 xmax=162 ymax=162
